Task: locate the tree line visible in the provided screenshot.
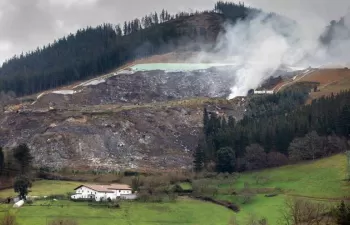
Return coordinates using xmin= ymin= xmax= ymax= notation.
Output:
xmin=214 ymin=1 xmax=260 ymax=21
xmin=0 ymin=144 xmax=33 ymax=200
xmin=194 ymin=84 xmax=350 ymax=173
xmin=0 ymin=2 xmax=254 ymax=97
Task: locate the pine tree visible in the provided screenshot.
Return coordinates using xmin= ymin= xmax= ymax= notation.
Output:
xmin=335 ymin=201 xmax=350 ymax=225
xmin=216 ymin=147 xmax=236 ymax=173
xmin=228 ymin=116 xmax=236 ymax=128
xmin=13 ymin=144 xmax=33 ymax=175
xmin=346 ymin=151 xmax=350 ymax=181
xmin=165 ymin=10 xmax=171 ymax=21
xmin=161 ymin=9 xmax=166 ymax=22
xmin=203 ymin=108 xmax=209 ymax=135
xmin=0 ymin=147 xmax=3 ymax=175
xmin=193 ymin=144 xmax=204 ymax=172
xmin=123 ymin=21 xmax=128 ymax=35
xmin=221 ymin=117 xmax=227 ymax=130
xmin=115 ymin=25 xmax=122 ymax=36
xmin=127 ymin=22 xmax=132 ymax=35
xmin=14 ymin=175 xmax=32 ymax=200
xmin=338 ymin=104 xmax=350 ymax=136
xmin=154 ymin=12 xmax=159 ymax=24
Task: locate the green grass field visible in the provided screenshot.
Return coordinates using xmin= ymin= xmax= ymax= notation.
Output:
xmin=0 ymin=199 xmax=233 ymax=225
xmin=0 ymin=180 xmax=82 ymax=198
xmin=179 ymin=182 xmax=193 ymax=191
xmin=0 ymin=154 xmax=348 ymax=225
xmin=235 ymin=154 xmax=349 ymax=198
xmin=215 ymin=154 xmax=350 ymax=224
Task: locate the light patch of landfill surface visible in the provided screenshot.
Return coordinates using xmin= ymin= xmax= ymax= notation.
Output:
xmin=32 ymin=67 xmax=237 ymax=108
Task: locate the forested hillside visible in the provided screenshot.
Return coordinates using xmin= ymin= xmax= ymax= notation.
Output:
xmin=195 ymin=84 xmax=350 ymax=172
xmin=0 ymin=2 xmax=255 ymax=97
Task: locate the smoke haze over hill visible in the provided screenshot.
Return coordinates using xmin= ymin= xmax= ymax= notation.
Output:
xmin=0 ymin=0 xmax=349 ymax=64
xmin=191 ymin=1 xmax=350 ymax=98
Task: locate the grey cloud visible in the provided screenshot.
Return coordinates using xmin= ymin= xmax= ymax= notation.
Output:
xmin=0 ymin=0 xmax=349 ymax=64
xmin=0 ymin=0 xmax=55 ymax=41
xmin=245 ymin=0 xmax=350 ymax=24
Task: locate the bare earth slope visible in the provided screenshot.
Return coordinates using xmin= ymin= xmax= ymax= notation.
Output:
xmin=1 ymin=62 xmax=248 ymax=171
xmin=4 ymin=56 xmax=348 ymax=171
xmin=1 ymin=98 xmax=245 ymax=171
xmin=275 ymin=67 xmax=350 ymax=102
xmin=32 ymin=67 xmax=237 ymax=108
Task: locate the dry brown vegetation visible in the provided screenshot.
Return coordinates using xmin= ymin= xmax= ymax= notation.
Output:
xmin=279 ymin=198 xmax=333 ymax=225
xmin=0 ymin=213 xmax=18 ymax=225
xmin=292 ymin=68 xmax=350 ymax=103
xmin=48 ymin=219 xmax=79 ymax=225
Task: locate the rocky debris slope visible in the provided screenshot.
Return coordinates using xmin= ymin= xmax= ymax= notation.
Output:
xmin=1 ymin=98 xmax=245 ymax=171
xmin=32 ymin=67 xmax=237 ymax=108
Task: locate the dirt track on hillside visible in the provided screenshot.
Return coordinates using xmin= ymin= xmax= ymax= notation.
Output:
xmin=299 ymin=68 xmax=350 ymax=85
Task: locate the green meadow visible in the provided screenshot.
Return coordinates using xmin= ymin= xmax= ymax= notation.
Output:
xmin=0 ymin=198 xmax=233 ymax=225
xmin=0 ymin=154 xmax=348 ymax=225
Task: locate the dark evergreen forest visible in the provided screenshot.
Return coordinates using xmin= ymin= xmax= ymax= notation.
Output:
xmin=0 ymin=2 xmax=253 ymax=96
xmin=194 ymin=84 xmax=350 ymax=173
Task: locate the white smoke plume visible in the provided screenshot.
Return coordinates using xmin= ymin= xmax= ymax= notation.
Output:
xmin=194 ymin=10 xmax=350 ymax=99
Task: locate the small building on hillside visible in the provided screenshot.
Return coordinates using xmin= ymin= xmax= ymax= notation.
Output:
xmin=253 ymin=90 xmax=274 ymax=95
xmin=71 ymin=184 xmax=136 ymax=201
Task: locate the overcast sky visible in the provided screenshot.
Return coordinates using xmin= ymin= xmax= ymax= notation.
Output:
xmin=0 ymin=0 xmax=349 ymax=65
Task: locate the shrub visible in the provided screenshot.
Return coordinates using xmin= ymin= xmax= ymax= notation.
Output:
xmin=264 ymin=193 xmax=278 ymax=198
xmin=227 ymin=216 xmax=239 ymax=225
xmin=167 ymin=171 xmax=192 ymax=184
xmin=194 ymin=171 xmax=217 ymax=179
xmin=0 ymin=212 xmax=18 ymax=225
xmin=332 ymin=200 xmax=350 ymax=225
xmin=26 ymin=199 xmax=34 ymax=205
xmin=108 ymin=202 xmax=120 ymax=208
xmin=192 ymin=181 xmax=218 ymax=197
xmin=172 ymin=184 xmax=183 ymax=193
xmin=48 ymin=219 xmax=79 ymax=225
xmin=124 ymin=171 xmax=139 ymax=176
xmin=280 ymin=198 xmax=331 ymax=225
xmin=237 ymin=193 xmax=255 ymax=204
xmin=246 ymin=214 xmax=268 ymax=225
xmin=254 ymin=175 xmax=270 ymax=185
xmin=244 ymin=144 xmax=267 ymax=170
xmin=267 ymin=152 xmax=289 ymax=168
xmin=47 ymin=194 xmax=66 ymax=200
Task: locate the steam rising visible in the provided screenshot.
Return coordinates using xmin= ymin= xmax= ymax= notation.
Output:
xmin=194 ymin=12 xmax=350 ymax=99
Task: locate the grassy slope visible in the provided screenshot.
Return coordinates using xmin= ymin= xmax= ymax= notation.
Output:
xmin=275 ymin=68 xmax=350 ymax=102
xmin=0 ymin=180 xmax=82 ymax=198
xmin=235 ymin=154 xmax=349 ymax=198
xmin=217 ymin=154 xmax=350 ymax=224
xmin=1 ymin=199 xmax=233 ymax=225
xmin=0 ymin=155 xmax=348 ymax=225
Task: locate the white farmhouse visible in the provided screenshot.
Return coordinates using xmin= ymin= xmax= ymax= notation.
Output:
xmin=71 ymin=184 xmax=136 ymax=201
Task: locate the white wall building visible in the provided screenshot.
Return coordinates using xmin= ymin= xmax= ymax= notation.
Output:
xmin=71 ymin=184 xmax=136 ymax=201
xmin=254 ymin=90 xmax=274 ymax=95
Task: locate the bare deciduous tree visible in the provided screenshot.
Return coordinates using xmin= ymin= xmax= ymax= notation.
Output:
xmin=289 ymin=131 xmax=325 ymax=161
xmin=245 ymin=144 xmax=267 ymax=170
xmin=279 ymin=197 xmax=332 ymax=225
xmin=267 ymin=152 xmax=289 ymax=168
